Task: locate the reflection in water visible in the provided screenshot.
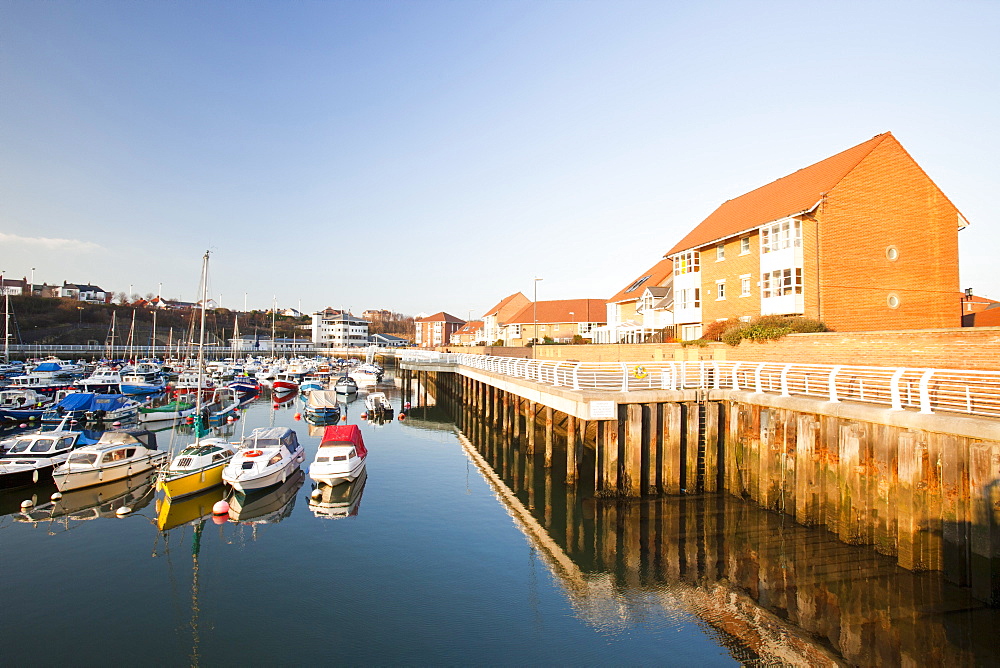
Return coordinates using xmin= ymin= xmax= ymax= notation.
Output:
xmin=308 ymin=468 xmax=367 ymax=519
xmin=156 ymin=485 xmax=227 ymax=531
xmin=16 ymin=468 xmax=157 ymax=527
xmin=450 ymin=402 xmax=1000 ymax=666
xmin=227 ymin=469 xmax=304 ymax=524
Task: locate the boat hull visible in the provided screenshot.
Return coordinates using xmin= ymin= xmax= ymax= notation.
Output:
xmin=308 ymin=457 xmax=366 ymax=487
xmin=223 ymin=456 xmax=303 ymax=493
xmin=0 ymin=460 xmax=58 ymax=489
xmin=53 ymin=451 xmax=168 ymax=492
xmin=159 ymin=461 xmax=228 ymax=499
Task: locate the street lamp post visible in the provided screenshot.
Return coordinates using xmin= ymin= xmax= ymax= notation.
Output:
xmin=532 ymin=277 xmax=543 ymax=358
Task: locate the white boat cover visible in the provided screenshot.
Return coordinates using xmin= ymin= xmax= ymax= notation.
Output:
xmin=307 ymin=390 xmax=341 ymax=410
xmin=243 ymin=427 xmax=299 ymax=450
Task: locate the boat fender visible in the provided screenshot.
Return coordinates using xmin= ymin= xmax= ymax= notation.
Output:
xmin=33 ymin=469 xmax=38 ymax=483
xmin=212 ymin=500 xmax=230 ymax=515
xmin=245 ymin=450 xmax=263 ymax=458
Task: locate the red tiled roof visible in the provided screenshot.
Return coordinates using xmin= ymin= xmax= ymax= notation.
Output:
xmin=484 ymin=292 xmax=527 ymax=317
xmin=507 ymin=299 xmax=606 ymax=325
xmin=607 ymin=257 xmax=673 ymax=304
xmin=416 ymin=311 xmax=466 ymax=323
xmin=454 ymin=321 xmax=483 ymax=334
xmin=665 ymin=133 xmax=892 ymax=256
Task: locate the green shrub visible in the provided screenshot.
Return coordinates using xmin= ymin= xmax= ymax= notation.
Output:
xmin=721 ymin=315 xmax=828 ymax=346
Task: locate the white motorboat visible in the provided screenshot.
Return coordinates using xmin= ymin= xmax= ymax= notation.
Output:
xmin=363 ymin=392 xmax=393 ymax=417
xmin=75 ymin=366 xmax=124 ymax=393
xmin=308 ymin=424 xmax=367 ymax=487
xmin=334 ymin=376 xmax=358 ymax=395
xmin=221 ymin=427 xmax=304 ymax=493
xmin=348 ymin=363 xmax=382 ymax=387
xmin=0 ymin=429 xmax=95 ymax=489
xmin=52 ymin=430 xmax=167 ymax=492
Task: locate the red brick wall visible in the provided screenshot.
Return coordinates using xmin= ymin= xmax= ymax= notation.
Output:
xmin=488 ymin=328 xmax=1000 ymax=370
xmin=816 ymin=135 xmax=961 ymax=330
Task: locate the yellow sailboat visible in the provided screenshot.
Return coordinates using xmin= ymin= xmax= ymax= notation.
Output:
xmin=157 ymin=251 xmax=239 ymax=499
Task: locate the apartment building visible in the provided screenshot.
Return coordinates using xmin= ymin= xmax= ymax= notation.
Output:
xmin=481 ymin=292 xmax=530 ymax=345
xmin=311 ymin=309 xmax=370 ymax=346
xmin=414 ymin=312 xmax=466 ymax=348
xmin=663 ymin=132 xmax=965 ymax=337
xmin=502 ymin=299 xmax=606 ymax=346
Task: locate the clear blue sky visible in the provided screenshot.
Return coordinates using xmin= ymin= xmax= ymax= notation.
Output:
xmin=2 ymin=1 xmax=997 ymax=318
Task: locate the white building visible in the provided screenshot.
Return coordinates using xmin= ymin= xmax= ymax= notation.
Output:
xmin=311 ymin=310 xmax=370 ymax=347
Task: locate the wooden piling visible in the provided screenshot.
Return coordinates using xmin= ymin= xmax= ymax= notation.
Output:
xmin=624 ymin=404 xmax=642 ymax=497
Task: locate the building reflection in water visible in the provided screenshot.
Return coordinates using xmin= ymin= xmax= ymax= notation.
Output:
xmin=429 ymin=401 xmax=1000 ymax=667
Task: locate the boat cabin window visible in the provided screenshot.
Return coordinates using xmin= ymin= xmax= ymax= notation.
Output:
xmin=333 ymin=455 xmax=348 ymax=461
xmin=103 ymin=449 xmax=128 ymax=463
xmin=57 ymin=437 xmax=75 ymax=449
xmin=348 ymin=448 xmax=356 ymax=458
xmin=8 ymin=438 xmax=35 ymax=453
xmin=316 ymin=456 xmax=329 ymax=462
xmin=241 ymin=461 xmax=254 ymax=470
xmin=268 ymin=453 xmax=282 ymax=466
xmin=212 ymin=453 xmax=227 ymax=462
xmin=69 ymin=452 xmax=98 ymax=465
xmin=30 ymin=439 xmax=55 ymax=453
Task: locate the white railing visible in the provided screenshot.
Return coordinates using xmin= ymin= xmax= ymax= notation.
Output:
xmin=399 ymin=351 xmax=1000 ymax=419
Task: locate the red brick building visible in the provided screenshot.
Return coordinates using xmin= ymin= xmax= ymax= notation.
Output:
xmin=414 ymin=312 xmax=466 ymax=348
xmin=664 ymin=132 xmax=966 ymax=336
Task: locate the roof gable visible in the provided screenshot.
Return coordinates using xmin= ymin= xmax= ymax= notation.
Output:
xmin=666 ymin=133 xmax=891 ymax=256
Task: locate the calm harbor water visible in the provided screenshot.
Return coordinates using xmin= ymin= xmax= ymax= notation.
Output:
xmin=2 ymin=376 xmax=997 ymax=666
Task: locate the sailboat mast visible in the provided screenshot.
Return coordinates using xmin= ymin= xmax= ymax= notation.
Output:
xmin=3 ymin=289 xmax=9 ymax=364
xmin=196 ymin=251 xmax=210 ymax=439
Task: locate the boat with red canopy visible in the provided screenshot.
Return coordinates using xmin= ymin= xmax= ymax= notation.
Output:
xmin=308 ymin=424 xmax=367 ymax=486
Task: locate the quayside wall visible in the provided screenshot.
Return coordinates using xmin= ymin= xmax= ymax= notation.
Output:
xmin=444 ymin=327 xmax=1000 ymax=370
xmin=398 ymin=364 xmax=1000 ymax=606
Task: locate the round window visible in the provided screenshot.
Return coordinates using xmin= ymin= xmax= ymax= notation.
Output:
xmin=886 ymin=246 xmax=899 ymax=261
xmin=887 ymin=294 xmax=900 ymax=309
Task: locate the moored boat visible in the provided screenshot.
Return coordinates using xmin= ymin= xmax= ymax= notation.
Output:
xmin=308 ymin=424 xmax=367 ymax=487
xmin=0 ymin=429 xmax=98 ymax=489
xmin=221 ymin=427 xmax=304 ymax=493
xmin=52 ymin=430 xmax=167 ymax=492
xmin=304 ymin=390 xmax=342 ymax=422
xmin=334 ymin=376 xmax=358 ymax=396
xmin=158 ymin=437 xmax=238 ymax=499
xmin=363 ymin=391 xmax=394 ymax=417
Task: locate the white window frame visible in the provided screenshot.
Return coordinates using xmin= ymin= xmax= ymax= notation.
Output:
xmin=760 ymin=218 xmax=802 ymax=254
xmin=740 ymin=237 xmax=751 ymax=255
xmin=716 ymin=244 xmax=725 ymax=261
xmin=673 ymin=250 xmax=700 ymax=276
xmin=740 ymin=274 xmax=751 ymax=297
xmin=715 ymin=279 xmax=726 ymax=300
